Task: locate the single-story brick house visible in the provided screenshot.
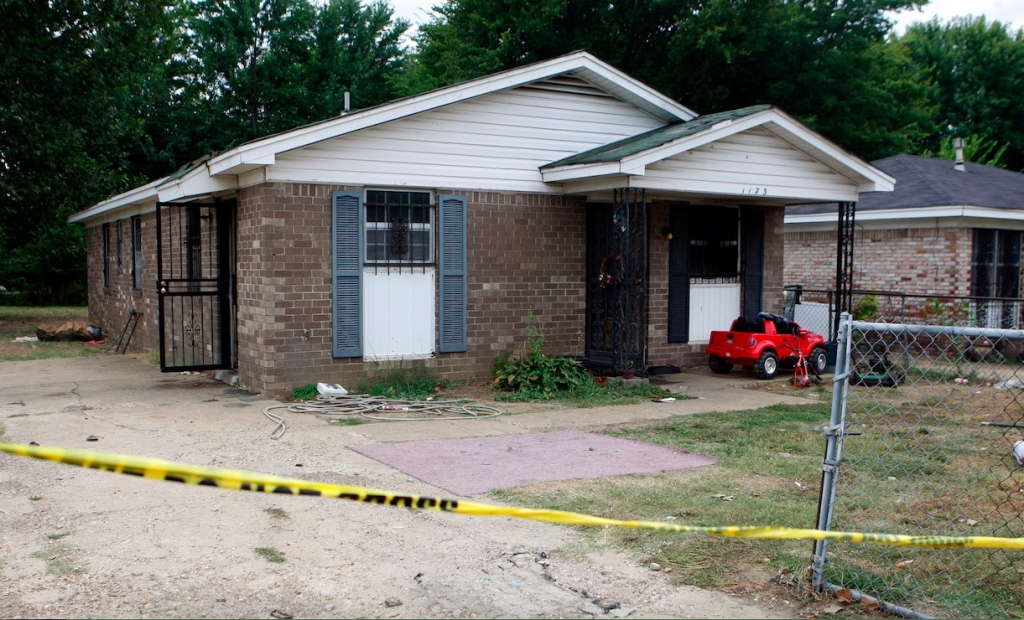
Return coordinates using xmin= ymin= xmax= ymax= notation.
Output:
xmin=71 ymin=52 xmax=892 ymax=396
xmin=785 ymin=154 xmax=1024 ymax=327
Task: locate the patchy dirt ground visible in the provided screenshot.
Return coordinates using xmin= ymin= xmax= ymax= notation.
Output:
xmin=0 ymin=355 xmax=809 ymax=619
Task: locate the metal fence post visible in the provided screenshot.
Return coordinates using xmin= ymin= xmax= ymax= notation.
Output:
xmin=811 ymin=311 xmax=852 ymax=591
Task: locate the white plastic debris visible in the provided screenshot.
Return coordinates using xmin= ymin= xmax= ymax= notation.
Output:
xmin=316 ymin=383 xmax=348 ymax=396
xmin=659 ymin=397 xmax=676 ymax=403
xmin=13 ymin=336 xmax=39 ymax=343
xmin=1013 ymin=441 xmax=1024 ymax=466
xmin=995 ymin=378 xmax=1024 ymax=391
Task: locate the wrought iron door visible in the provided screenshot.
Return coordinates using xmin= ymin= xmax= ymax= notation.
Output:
xmin=585 ymin=190 xmax=648 ymax=373
xmin=156 ymin=201 xmax=233 ymax=371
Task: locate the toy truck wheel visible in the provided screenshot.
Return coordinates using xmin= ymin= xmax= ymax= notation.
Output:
xmin=809 ymin=346 xmax=828 ymax=374
xmin=709 ymin=356 xmax=733 ymax=374
xmin=754 ymin=350 xmax=779 ymax=379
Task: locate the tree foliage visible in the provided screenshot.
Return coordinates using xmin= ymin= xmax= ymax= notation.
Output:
xmin=4 ymin=0 xmax=1024 ymax=305
xmin=896 ymin=16 xmax=1024 ymax=171
xmin=0 ymin=0 xmax=175 ymax=304
xmin=410 ymin=0 xmax=936 ymax=162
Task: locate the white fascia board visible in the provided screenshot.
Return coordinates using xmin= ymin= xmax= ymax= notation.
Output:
xmin=68 ymin=177 xmax=164 ymax=224
xmin=157 ymin=168 xmax=237 ymax=202
xmin=785 ymin=205 xmax=1024 ymax=225
xmin=759 ymin=112 xmax=895 ymax=192
xmin=207 ymin=52 xmax=695 ymax=177
xmin=541 ymin=161 xmax=646 ymax=182
xmin=614 ymin=108 xmax=895 ymax=193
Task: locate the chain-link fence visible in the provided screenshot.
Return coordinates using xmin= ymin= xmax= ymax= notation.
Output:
xmin=785 ymin=286 xmax=1024 ymax=344
xmin=813 ymin=314 xmax=1024 ymax=618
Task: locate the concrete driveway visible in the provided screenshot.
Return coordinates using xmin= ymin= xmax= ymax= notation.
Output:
xmin=0 ymin=355 xmax=813 ymax=618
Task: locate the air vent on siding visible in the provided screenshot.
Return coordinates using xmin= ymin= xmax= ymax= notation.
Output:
xmin=519 ymin=75 xmax=613 ymax=98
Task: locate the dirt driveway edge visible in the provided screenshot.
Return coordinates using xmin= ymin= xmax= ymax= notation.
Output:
xmin=1 ymin=355 xmax=806 ymax=618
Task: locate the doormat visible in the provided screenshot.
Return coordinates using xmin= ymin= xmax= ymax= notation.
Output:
xmin=351 ymin=430 xmax=717 ymax=496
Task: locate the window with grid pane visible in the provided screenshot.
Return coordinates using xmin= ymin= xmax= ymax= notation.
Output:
xmin=689 ymin=206 xmax=739 ymax=282
xmin=365 ymin=190 xmax=433 ymax=266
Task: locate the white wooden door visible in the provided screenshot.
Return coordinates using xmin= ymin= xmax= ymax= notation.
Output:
xmin=363 ymin=268 xmax=435 ymax=361
xmin=689 ymin=282 xmax=741 ymax=343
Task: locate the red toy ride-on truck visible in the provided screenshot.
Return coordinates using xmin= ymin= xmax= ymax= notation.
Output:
xmin=706 ymin=312 xmax=828 ymax=380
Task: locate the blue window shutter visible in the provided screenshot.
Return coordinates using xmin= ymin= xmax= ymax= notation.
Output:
xmin=332 ymin=191 xmax=363 ymax=358
xmin=439 ymin=194 xmax=468 ymax=353
xmin=668 ymin=203 xmax=690 ymax=343
xmin=741 ymin=206 xmax=765 ymax=320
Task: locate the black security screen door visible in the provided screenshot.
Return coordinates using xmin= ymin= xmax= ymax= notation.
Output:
xmin=156 ymin=201 xmax=232 ymax=371
xmin=585 ymin=189 xmax=647 ymax=373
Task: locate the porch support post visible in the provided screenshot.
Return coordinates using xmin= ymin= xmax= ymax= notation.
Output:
xmin=611 ymin=188 xmax=647 ymax=375
xmin=833 ymin=201 xmax=856 ymax=341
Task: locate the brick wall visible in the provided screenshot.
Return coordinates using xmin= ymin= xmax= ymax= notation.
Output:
xmin=84 ymin=213 xmax=158 ymax=352
xmin=233 ymin=184 xmax=593 ymax=396
xmin=83 ymin=185 xmax=789 ymax=395
xmin=785 ymin=227 xmax=972 ymax=296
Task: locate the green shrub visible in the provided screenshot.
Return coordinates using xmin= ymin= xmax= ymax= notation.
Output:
xmin=853 ymin=295 xmax=879 ymax=321
xmin=493 ymin=311 xmax=591 ymax=397
xmin=291 ymin=383 xmax=319 ymax=401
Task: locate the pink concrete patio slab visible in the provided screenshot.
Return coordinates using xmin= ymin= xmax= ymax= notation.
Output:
xmin=351 ymin=429 xmax=718 ymax=496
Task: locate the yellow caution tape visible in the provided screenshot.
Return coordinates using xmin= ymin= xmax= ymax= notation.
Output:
xmin=3 ymin=441 xmax=1023 ymax=550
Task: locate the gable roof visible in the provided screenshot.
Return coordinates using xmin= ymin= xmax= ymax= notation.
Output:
xmin=71 ymin=51 xmax=696 ymax=223
xmin=544 ymin=105 xmax=772 ymax=168
xmin=787 ymin=154 xmax=1024 ymax=221
xmin=541 ymin=105 xmax=895 ymax=194
xmin=206 ymin=51 xmax=696 ymax=176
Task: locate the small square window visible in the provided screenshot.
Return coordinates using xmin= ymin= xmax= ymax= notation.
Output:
xmin=131 ymin=216 xmax=143 ymax=290
xmin=365 ymin=190 xmax=433 ymax=266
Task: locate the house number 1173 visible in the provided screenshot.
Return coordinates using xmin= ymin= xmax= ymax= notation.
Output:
xmin=742 ymin=187 xmax=769 ymax=195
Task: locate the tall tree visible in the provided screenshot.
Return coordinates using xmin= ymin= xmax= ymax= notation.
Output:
xmin=183 ymin=0 xmax=408 ymax=155
xmin=0 ymin=0 xmax=175 ymax=304
xmin=306 ymin=0 xmax=408 ymax=116
xmin=897 ymin=17 xmax=1024 ymax=171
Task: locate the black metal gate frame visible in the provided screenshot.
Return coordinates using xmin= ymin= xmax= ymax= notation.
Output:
xmin=155 ymin=200 xmax=231 ymax=372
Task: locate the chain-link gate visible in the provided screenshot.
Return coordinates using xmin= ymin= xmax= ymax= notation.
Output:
xmin=814 ymin=313 xmax=1024 ymax=618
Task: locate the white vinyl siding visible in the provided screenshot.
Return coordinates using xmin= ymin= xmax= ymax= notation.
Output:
xmin=639 ymin=128 xmax=860 ymax=202
xmin=689 ymin=282 xmax=741 ymax=343
xmin=363 ymin=268 xmax=435 ymax=361
xmin=271 ymin=87 xmax=665 ymax=192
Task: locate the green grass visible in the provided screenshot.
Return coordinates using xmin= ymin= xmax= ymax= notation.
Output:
xmin=31 ymin=542 xmax=79 ymax=576
xmin=492 ymin=403 xmax=830 ymax=591
xmin=328 ymin=417 xmax=367 ymax=426
xmin=358 ymin=368 xmax=452 ymax=400
xmin=46 ymin=532 xmax=70 ymax=540
xmin=254 ymin=546 xmax=285 ymax=563
xmin=495 ymin=378 xmax=688 ymax=408
xmin=292 ymin=383 xmax=319 ymax=401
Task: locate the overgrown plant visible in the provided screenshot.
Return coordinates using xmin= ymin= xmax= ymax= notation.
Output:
xmin=493 ymin=311 xmax=592 ymax=398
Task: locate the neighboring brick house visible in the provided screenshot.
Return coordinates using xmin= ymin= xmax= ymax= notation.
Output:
xmin=785 ymin=154 xmax=1024 ymax=327
xmin=71 ymin=52 xmax=892 ymax=397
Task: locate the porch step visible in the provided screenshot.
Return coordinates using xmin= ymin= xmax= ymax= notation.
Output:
xmin=213 ymin=369 xmax=239 ymax=387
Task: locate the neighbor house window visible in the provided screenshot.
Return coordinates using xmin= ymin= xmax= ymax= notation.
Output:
xmin=131 ymin=215 xmax=143 ymax=290
xmin=972 ymin=229 xmax=1021 ymax=328
xmin=102 ymin=223 xmax=111 ymax=287
xmin=689 ymin=206 xmax=739 ymax=283
xmin=364 ymin=190 xmax=433 ymax=268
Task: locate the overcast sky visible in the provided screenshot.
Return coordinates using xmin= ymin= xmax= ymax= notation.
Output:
xmin=388 ymin=0 xmax=1024 ymax=34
